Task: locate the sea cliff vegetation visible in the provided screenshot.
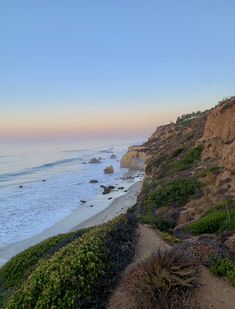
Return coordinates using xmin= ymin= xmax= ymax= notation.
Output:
xmin=0 ymin=214 xmax=136 ymax=308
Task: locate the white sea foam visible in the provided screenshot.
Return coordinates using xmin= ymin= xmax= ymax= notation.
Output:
xmin=0 ymin=140 xmax=143 ymax=248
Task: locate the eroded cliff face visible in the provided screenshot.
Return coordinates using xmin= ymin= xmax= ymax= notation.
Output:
xmin=120 ymin=146 xmax=149 ymax=170
xmin=200 ymin=97 xmax=235 ymax=173
xmin=135 ymin=97 xmax=235 ymax=230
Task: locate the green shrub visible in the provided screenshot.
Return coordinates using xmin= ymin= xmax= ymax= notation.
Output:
xmin=161 ymin=232 xmax=181 ymax=245
xmin=209 ymin=254 xmax=235 ymax=287
xmin=5 ymin=214 xmax=136 ymax=309
xmin=187 ymin=210 xmax=235 ymax=235
xmin=219 ymin=218 xmax=235 ymax=233
xmin=0 ymin=229 xmax=93 ymax=307
xmin=160 ymin=145 xmax=203 ymax=177
xmin=209 ymin=166 xmax=223 ymax=175
xmin=0 ymin=229 xmax=91 ymax=290
xmin=144 ymin=178 xmax=201 ymax=212
xmin=137 ymin=213 xmax=174 ymax=232
xmin=124 ymin=246 xmax=199 ymax=309
xmin=142 ymin=177 xmax=156 ymax=192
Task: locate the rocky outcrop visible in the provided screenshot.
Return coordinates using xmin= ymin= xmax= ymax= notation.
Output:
xmin=135 ymin=97 xmax=235 ymax=233
xmin=104 ymin=165 xmax=114 ymax=174
xmin=200 ymin=97 xmax=235 ymax=173
xmin=120 ymin=146 xmax=148 ymax=170
xmin=89 ymin=158 xmax=101 ymax=164
xmin=110 ymin=154 xmax=117 ymax=159
xmin=100 ymin=185 xmax=115 ymax=194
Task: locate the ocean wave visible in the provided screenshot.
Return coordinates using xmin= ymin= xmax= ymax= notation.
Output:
xmin=0 ymin=157 xmax=82 ymax=181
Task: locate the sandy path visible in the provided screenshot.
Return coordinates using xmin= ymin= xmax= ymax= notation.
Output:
xmin=108 ymin=224 xmax=235 ymax=309
xmin=196 ymin=268 xmax=235 ymax=309
xmin=108 ymin=224 xmax=169 ymax=309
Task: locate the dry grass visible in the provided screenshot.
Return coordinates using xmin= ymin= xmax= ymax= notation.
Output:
xmin=124 ymin=246 xmax=200 ymax=309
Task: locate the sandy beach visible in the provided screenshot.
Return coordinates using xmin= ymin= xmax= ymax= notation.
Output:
xmin=72 ymin=180 xmax=142 ymax=230
xmin=0 ymin=180 xmax=142 ymax=266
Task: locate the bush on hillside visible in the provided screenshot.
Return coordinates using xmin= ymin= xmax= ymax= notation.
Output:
xmin=159 ymin=145 xmax=203 ymax=178
xmin=137 ymin=213 xmax=174 ymax=232
xmin=5 ymin=214 xmax=136 ymax=309
xmin=144 ymin=178 xmax=202 ymax=212
xmin=208 ymin=254 xmax=235 ymax=287
xmin=124 ymin=246 xmax=199 ymax=309
xmin=0 ymin=229 xmax=91 ymax=290
xmin=0 ymin=229 xmax=93 ymax=307
xmin=161 ymin=232 xmax=181 ymax=245
xmin=187 ymin=210 xmax=235 ymax=235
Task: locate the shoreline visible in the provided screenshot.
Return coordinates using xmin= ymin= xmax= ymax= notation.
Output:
xmin=0 ymin=180 xmax=142 ymax=266
xmin=71 ymin=180 xmax=142 ymax=231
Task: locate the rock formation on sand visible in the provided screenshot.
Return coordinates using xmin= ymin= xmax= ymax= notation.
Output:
xmin=104 ymin=165 xmax=114 ymax=174
xmin=89 ymin=179 xmax=98 ymax=184
xmin=120 ymin=146 xmax=148 ymax=170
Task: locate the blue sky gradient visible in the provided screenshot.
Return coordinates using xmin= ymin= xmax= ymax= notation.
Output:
xmin=0 ymin=1 xmax=234 ymax=139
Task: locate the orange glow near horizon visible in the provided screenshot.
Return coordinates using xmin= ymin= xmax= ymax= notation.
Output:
xmin=0 ymin=107 xmax=180 ymax=140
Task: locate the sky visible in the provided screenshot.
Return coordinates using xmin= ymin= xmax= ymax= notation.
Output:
xmin=0 ymin=0 xmax=235 ymax=141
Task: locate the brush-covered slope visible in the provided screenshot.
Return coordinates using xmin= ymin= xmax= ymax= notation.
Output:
xmin=122 ymin=97 xmax=235 ymax=257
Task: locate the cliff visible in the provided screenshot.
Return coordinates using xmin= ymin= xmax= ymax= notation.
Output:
xmin=133 ymin=97 xmax=235 ymax=248
xmin=200 ymin=96 xmax=235 ymax=173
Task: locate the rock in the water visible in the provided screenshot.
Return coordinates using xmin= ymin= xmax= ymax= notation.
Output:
xmin=118 ymin=186 xmax=125 ymax=190
xmin=80 ymin=200 xmax=86 ymax=204
xmin=108 ymin=197 xmax=113 ymax=200
xmin=100 ymin=185 xmax=115 ymax=194
xmin=19 ymin=185 xmax=23 ymax=189
xmin=110 ymin=154 xmax=116 ymax=159
xmin=42 ymin=179 xmax=46 ymax=182
xmin=104 ymin=165 xmax=114 ymax=174
xmin=89 ymin=179 xmax=99 ymax=184
xmin=89 ymin=158 xmax=101 ymax=164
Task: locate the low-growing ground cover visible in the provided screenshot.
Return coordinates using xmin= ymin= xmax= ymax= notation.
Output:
xmin=208 ymin=254 xmax=235 ymax=287
xmin=0 ymin=228 xmax=92 ymax=307
xmin=187 ymin=210 xmax=235 ymax=235
xmin=144 ymin=178 xmax=202 ymax=212
xmin=4 ymin=214 xmax=136 ymax=309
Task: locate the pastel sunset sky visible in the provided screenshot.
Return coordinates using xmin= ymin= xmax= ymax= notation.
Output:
xmin=0 ymin=1 xmax=234 ymax=140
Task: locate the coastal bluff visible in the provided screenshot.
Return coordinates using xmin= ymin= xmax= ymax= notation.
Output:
xmin=120 ymin=146 xmax=149 ymax=170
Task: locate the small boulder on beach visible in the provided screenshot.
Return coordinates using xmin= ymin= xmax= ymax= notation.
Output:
xmin=89 ymin=179 xmax=99 ymax=184
xmin=89 ymin=158 xmax=101 ymax=164
xmin=110 ymin=154 xmax=116 ymax=159
xmin=100 ymin=185 xmax=115 ymax=194
xmin=104 ymin=165 xmax=114 ymax=174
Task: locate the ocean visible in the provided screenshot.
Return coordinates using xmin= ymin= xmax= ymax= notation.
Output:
xmin=0 ymin=138 xmax=143 ymax=251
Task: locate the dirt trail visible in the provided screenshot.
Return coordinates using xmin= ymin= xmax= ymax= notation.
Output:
xmin=108 ymin=224 xmax=235 ymax=309
xmin=108 ymin=224 xmax=169 ymax=309
xmin=196 ymin=268 xmax=235 ymax=309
